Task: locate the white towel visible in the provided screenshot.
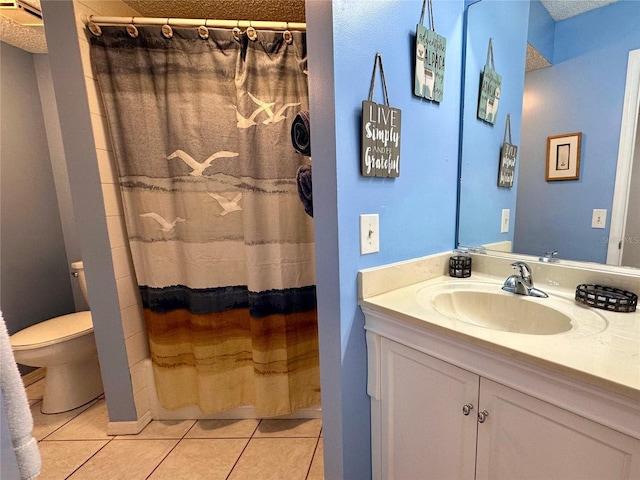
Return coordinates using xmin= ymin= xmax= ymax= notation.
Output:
xmin=0 ymin=311 xmax=41 ymax=480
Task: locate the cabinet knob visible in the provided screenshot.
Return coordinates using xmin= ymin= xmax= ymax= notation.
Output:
xmin=462 ymin=404 xmax=474 ymax=416
xmin=477 ymin=410 xmax=489 ymax=423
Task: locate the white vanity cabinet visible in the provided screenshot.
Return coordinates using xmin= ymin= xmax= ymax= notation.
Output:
xmin=475 ymin=377 xmax=640 ymax=480
xmin=379 ymin=338 xmax=478 ymax=479
xmin=369 ymin=333 xmax=640 ymax=480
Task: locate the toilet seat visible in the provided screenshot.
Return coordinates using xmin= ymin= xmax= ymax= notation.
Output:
xmin=10 ymin=311 xmax=93 ymax=350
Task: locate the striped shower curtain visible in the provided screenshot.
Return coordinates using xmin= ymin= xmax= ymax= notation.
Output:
xmin=89 ymin=26 xmax=319 ymax=416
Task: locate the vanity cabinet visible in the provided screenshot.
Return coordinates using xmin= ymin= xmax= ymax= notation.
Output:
xmin=374 ymin=337 xmax=640 ymax=480
xmin=380 ymin=338 xmax=478 ymax=479
xmin=475 ymin=377 xmax=640 ymax=479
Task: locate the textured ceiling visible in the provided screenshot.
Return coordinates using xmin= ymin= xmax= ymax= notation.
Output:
xmin=526 ymin=43 xmax=552 ymax=72
xmin=0 ymin=0 xmax=46 ymax=53
xmin=0 ymin=16 xmax=46 ymax=53
xmin=540 ymin=0 xmax=618 ymax=20
xmin=526 ymin=0 xmax=618 ymax=71
xmin=0 ymin=1 xmax=619 ymax=56
xmin=121 ymin=0 xmax=305 ymax=23
xmin=0 ymin=0 xmax=304 ymax=53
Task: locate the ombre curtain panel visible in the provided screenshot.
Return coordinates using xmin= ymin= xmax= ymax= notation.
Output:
xmin=89 ymin=26 xmax=319 ymax=416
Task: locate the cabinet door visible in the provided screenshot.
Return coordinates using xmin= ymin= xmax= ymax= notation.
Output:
xmin=380 ymin=339 xmax=479 ymax=480
xmin=476 ymin=378 xmax=640 ymax=480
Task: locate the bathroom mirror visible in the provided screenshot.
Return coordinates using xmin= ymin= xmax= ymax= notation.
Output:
xmin=457 ymin=0 xmax=640 ymax=269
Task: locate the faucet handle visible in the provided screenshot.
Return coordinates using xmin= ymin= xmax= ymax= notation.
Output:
xmin=510 ymin=261 xmax=533 ymax=285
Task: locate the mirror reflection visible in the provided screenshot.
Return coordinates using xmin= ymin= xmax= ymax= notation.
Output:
xmin=458 ymin=0 xmax=640 ymax=269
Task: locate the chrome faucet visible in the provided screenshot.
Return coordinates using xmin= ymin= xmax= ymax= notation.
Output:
xmin=502 ymin=262 xmax=548 ymax=298
xmin=539 ymin=251 xmax=559 ymax=263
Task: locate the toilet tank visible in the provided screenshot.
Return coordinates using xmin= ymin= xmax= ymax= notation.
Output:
xmin=70 ymin=261 xmax=89 ymax=306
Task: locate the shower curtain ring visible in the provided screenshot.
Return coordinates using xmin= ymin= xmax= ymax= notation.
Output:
xmin=283 ymin=22 xmax=293 ymax=44
xmin=247 ymin=21 xmax=257 ymax=42
xmin=87 ymin=19 xmax=102 ymax=36
xmin=126 ymin=23 xmax=139 ymax=38
xmin=232 ymin=20 xmax=242 ymax=41
xmin=198 ymin=25 xmax=209 ymax=39
xmin=161 ymin=19 xmax=173 ymax=39
xmin=247 ymin=28 xmax=257 ymax=41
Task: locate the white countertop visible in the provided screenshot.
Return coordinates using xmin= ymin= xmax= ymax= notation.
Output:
xmin=360 ymin=271 xmax=640 ymax=402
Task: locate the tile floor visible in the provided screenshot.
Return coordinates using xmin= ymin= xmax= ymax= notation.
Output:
xmin=26 ymin=379 xmax=324 ymax=480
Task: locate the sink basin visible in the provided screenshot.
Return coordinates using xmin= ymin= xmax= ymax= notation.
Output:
xmin=416 ymin=281 xmax=608 ymax=336
xmin=431 ymin=290 xmax=571 ymax=334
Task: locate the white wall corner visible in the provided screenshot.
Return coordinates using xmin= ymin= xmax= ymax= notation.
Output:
xmin=107 ymin=410 xmax=151 ymax=436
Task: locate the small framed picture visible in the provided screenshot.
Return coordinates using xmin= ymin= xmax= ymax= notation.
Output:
xmin=546 ymin=132 xmax=581 ymax=181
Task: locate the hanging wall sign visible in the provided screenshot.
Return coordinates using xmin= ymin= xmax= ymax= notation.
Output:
xmin=498 ymin=114 xmax=517 ymax=188
xmin=362 ymin=53 xmax=402 ymax=178
xmin=478 ymin=38 xmax=502 ymax=125
xmin=415 ymin=0 xmax=446 ymax=102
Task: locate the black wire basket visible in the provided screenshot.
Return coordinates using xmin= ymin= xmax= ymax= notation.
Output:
xmin=449 ymin=255 xmax=472 ymax=278
xmin=575 ymin=284 xmax=637 ymax=313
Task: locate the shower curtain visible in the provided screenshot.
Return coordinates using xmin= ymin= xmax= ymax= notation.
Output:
xmin=89 ymin=26 xmax=319 ymax=416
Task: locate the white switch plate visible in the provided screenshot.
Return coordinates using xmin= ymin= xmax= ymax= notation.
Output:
xmin=360 ymin=214 xmax=379 ymax=254
xmin=592 ymin=209 xmax=607 ymax=229
xmin=501 ymin=209 xmax=510 ymax=233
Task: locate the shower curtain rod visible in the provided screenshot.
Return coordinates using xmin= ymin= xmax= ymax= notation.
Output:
xmin=82 ymin=14 xmax=306 ymax=31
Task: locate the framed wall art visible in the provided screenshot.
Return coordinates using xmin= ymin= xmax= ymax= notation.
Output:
xmin=546 ymin=132 xmax=582 ymax=181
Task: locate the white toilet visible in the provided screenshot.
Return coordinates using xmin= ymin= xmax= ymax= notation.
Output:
xmin=10 ymin=261 xmax=104 ymax=414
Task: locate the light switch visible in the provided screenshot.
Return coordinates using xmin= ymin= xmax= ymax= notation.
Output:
xmin=592 ymin=209 xmax=607 ymax=229
xmin=360 ymin=214 xmax=379 ymax=254
xmin=501 ymin=209 xmax=510 ymax=233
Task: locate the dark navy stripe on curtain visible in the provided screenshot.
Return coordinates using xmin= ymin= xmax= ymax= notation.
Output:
xmin=140 ymin=284 xmax=317 ymax=317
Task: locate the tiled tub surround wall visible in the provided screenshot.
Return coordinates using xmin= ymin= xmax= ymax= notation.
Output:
xmin=71 ymin=0 xmax=151 ymax=432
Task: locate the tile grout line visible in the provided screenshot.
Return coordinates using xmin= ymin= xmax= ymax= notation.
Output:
xmin=304 ymin=434 xmax=322 ymax=480
xmin=36 ymin=406 xmax=323 ymax=479
xmin=38 ymin=396 xmax=112 ymax=479
xmin=142 ymin=419 xmax=198 ymax=479
xmin=224 ymin=418 xmax=263 ymax=480
xmin=225 ymin=436 xmax=254 ymax=480
xmin=36 ymin=395 xmax=103 ymax=442
xmin=63 ymin=436 xmax=116 ymax=479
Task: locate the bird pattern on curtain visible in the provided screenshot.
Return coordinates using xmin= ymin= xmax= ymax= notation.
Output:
xmin=89 ymin=26 xmax=319 ymax=416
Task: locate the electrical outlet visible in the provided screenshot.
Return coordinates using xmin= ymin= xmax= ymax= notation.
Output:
xmin=360 ymin=214 xmax=379 ymax=254
xmin=592 ymin=209 xmax=607 ymax=229
xmin=501 ymin=209 xmax=510 ymax=233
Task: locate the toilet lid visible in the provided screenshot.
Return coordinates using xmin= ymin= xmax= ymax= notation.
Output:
xmin=10 ymin=311 xmax=93 ymax=350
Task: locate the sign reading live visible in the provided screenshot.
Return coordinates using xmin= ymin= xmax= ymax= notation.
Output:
xmin=361 ymin=100 xmax=402 ymax=178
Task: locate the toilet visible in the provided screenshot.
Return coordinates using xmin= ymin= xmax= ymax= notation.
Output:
xmin=10 ymin=261 xmax=104 ymax=414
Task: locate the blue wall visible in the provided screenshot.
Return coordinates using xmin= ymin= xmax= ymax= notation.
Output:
xmin=308 ymin=1 xmax=464 ymax=477
xmin=0 ymin=42 xmax=75 ymax=343
xmin=458 ymin=0 xmax=530 ymax=247
xmin=515 ymin=1 xmax=640 ymax=262
xmin=528 ymin=0 xmax=554 ymax=63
